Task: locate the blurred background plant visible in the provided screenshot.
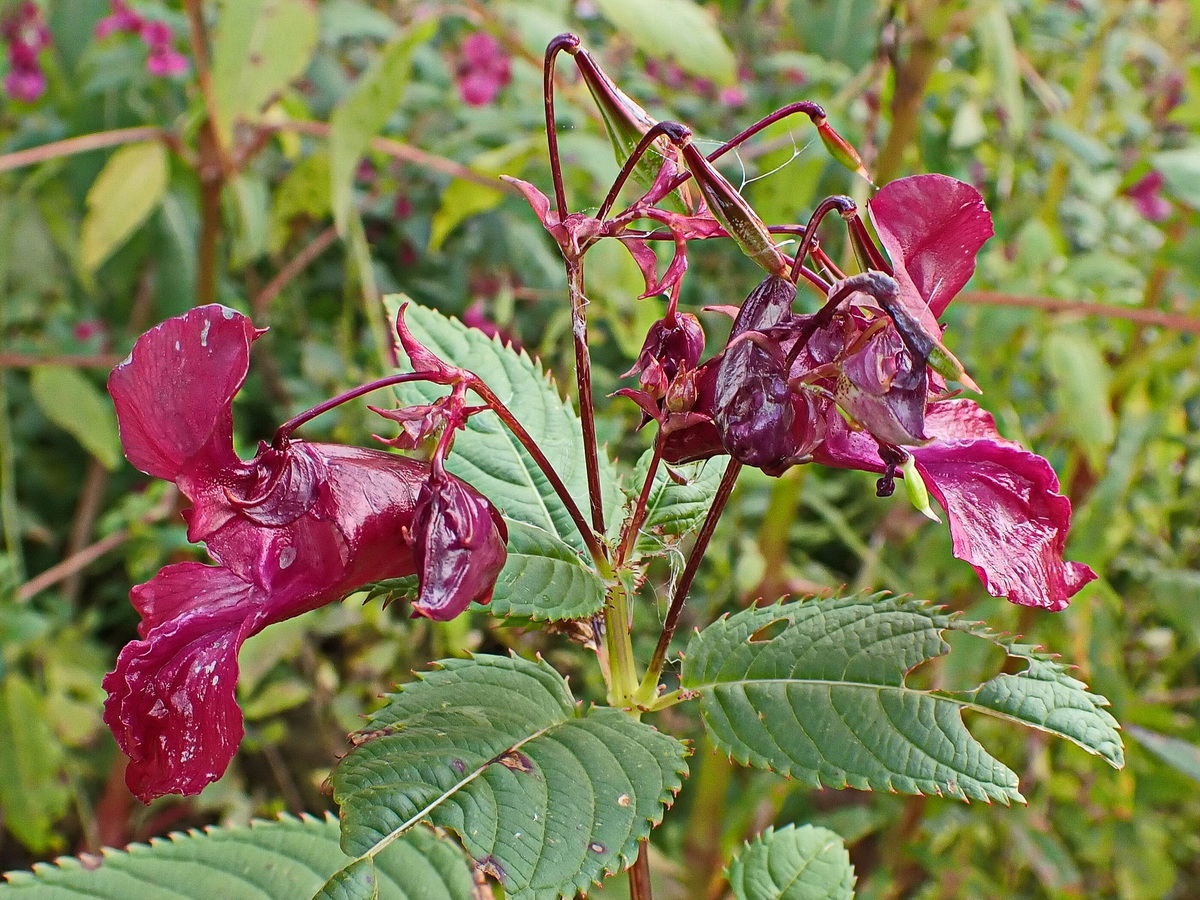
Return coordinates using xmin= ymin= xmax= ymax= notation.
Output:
xmin=0 ymin=0 xmax=1197 ymax=896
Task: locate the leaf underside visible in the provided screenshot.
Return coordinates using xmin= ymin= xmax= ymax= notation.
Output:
xmin=726 ymin=824 xmax=856 ymax=900
xmin=330 ymin=655 xmax=689 ymax=900
xmin=0 ymin=814 xmax=474 ymax=900
xmin=682 ymin=593 xmax=1123 ymax=805
xmin=384 ymin=298 xmax=622 ymax=553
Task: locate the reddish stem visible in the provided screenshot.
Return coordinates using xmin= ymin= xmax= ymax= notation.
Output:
xmin=642 ymin=459 xmax=741 ymax=689
xmin=543 ymin=34 xmax=580 ymax=221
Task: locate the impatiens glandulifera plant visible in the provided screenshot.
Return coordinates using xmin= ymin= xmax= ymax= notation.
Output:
xmin=70 ymin=33 xmax=1121 ymax=900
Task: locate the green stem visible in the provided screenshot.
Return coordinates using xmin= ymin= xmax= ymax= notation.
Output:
xmin=874 ymin=1 xmax=959 ymax=185
xmin=604 ymin=577 xmax=639 ymax=708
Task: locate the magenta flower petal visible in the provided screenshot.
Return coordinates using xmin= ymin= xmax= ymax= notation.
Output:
xmin=104 ymin=563 xmax=265 ymax=801
xmin=108 ymin=305 xmax=260 ymax=480
xmin=815 ymin=399 xmax=1095 ymax=610
xmin=411 ymin=471 xmax=508 ymax=621
xmin=868 ymin=174 xmax=994 ymax=318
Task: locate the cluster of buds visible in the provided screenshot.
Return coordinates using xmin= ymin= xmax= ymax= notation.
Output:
xmin=95 ymin=0 xmax=188 ymax=77
xmin=2 ymin=1 xmax=50 ymax=103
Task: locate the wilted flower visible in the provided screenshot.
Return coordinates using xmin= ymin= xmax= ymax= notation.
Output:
xmin=409 ymin=465 xmax=508 ymax=619
xmin=622 ymin=312 xmax=705 ymax=402
xmin=659 ymin=174 xmax=1092 ymax=610
xmin=104 ymin=305 xmax=503 ymax=801
xmin=456 ymin=31 xmax=511 ymax=106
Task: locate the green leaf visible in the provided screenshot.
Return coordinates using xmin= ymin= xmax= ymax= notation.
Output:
xmin=30 ymin=366 xmax=121 ymax=470
xmin=1152 ymin=146 xmax=1200 ymax=208
xmin=330 ymin=655 xmax=689 ymax=900
xmin=726 ymin=825 xmax=856 ymax=900
xmin=312 ymin=858 xmax=380 ymax=900
xmin=385 ymin=298 xmax=621 ymax=553
xmin=490 ymin=519 xmax=606 ymax=621
xmin=330 ymin=23 xmax=435 ymax=234
xmin=1044 ymin=329 xmax=1115 ymax=470
xmin=271 ymin=151 xmax=332 ymax=252
xmin=210 ymin=0 xmax=319 ymax=147
xmin=80 ymin=141 xmax=169 ymax=273
xmin=591 ymin=0 xmax=736 ymax=85
xmin=1128 ymin=725 xmax=1200 ymax=783
xmin=681 ymin=593 xmax=1123 ymax=805
xmin=0 ymin=674 xmax=70 ymax=853
xmin=624 ymin=454 xmax=724 ymax=555
xmin=0 ymin=814 xmax=474 ymax=900
xmin=429 ymin=139 xmax=536 ymax=251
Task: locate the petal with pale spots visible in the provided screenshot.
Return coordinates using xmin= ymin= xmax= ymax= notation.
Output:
xmin=108 ymin=305 xmax=260 ymax=480
xmin=104 ymin=564 xmax=266 ymax=802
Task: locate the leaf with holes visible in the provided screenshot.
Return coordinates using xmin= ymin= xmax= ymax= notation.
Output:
xmin=385 ymin=298 xmax=622 ymax=552
xmin=0 ymin=814 xmax=473 ymax=900
xmin=682 ymin=593 xmax=1122 ymax=804
xmin=328 ymin=655 xmax=688 ymax=900
xmin=726 ymin=825 xmax=856 ymax=900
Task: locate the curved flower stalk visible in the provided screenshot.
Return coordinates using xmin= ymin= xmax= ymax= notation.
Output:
xmin=104 ymin=305 xmax=504 ymax=801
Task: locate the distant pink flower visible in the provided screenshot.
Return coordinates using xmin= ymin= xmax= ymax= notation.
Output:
xmin=95 ymin=0 xmax=141 ymax=39
xmin=456 ymin=32 xmax=511 ymax=106
xmin=4 ymin=65 xmax=44 ymax=102
xmin=146 ymin=43 xmax=188 ymax=77
xmin=718 ymin=86 xmax=747 ymax=109
xmin=1125 ymin=170 xmax=1171 ymax=222
xmin=94 ymin=2 xmax=188 ymax=77
xmin=2 ymin=0 xmax=49 ymax=102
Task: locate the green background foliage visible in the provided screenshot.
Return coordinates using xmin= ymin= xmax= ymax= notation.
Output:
xmin=1 ymin=0 xmax=1198 ymax=897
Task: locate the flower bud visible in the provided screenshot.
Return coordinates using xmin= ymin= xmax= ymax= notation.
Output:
xmin=411 ymin=470 xmax=508 ymax=621
xmin=816 ymin=118 xmax=873 ymax=183
xmin=622 ymin=312 xmax=705 ymax=399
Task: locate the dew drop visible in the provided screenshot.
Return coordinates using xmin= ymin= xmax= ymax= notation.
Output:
xmin=279 ymin=546 xmax=296 ymax=569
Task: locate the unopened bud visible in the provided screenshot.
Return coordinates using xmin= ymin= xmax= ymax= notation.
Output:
xmin=817 ymin=119 xmax=873 ymax=184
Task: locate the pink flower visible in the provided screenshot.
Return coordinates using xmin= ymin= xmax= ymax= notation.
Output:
xmin=813 ymin=400 xmax=1096 ymax=610
xmin=95 ymin=0 xmax=142 ymax=39
xmin=456 ymin=32 xmax=511 ymax=106
xmin=103 ymin=305 xmax=502 ymax=801
xmin=146 ymin=43 xmax=188 ymax=77
xmin=1125 ymin=170 xmax=1171 ymax=223
xmin=4 ymin=65 xmax=44 ymax=102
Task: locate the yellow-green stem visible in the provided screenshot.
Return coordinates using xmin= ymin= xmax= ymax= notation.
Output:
xmin=604 ymin=578 xmax=640 ymax=708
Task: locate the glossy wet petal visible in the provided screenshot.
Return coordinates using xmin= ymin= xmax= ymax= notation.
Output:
xmin=108 ymin=305 xmax=260 ymax=480
xmin=814 ymin=400 xmax=1094 ymax=610
xmin=103 ymin=564 xmax=265 ymax=802
xmin=868 ymin=174 xmax=994 ymax=318
xmin=411 ymin=473 xmax=508 ymax=621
